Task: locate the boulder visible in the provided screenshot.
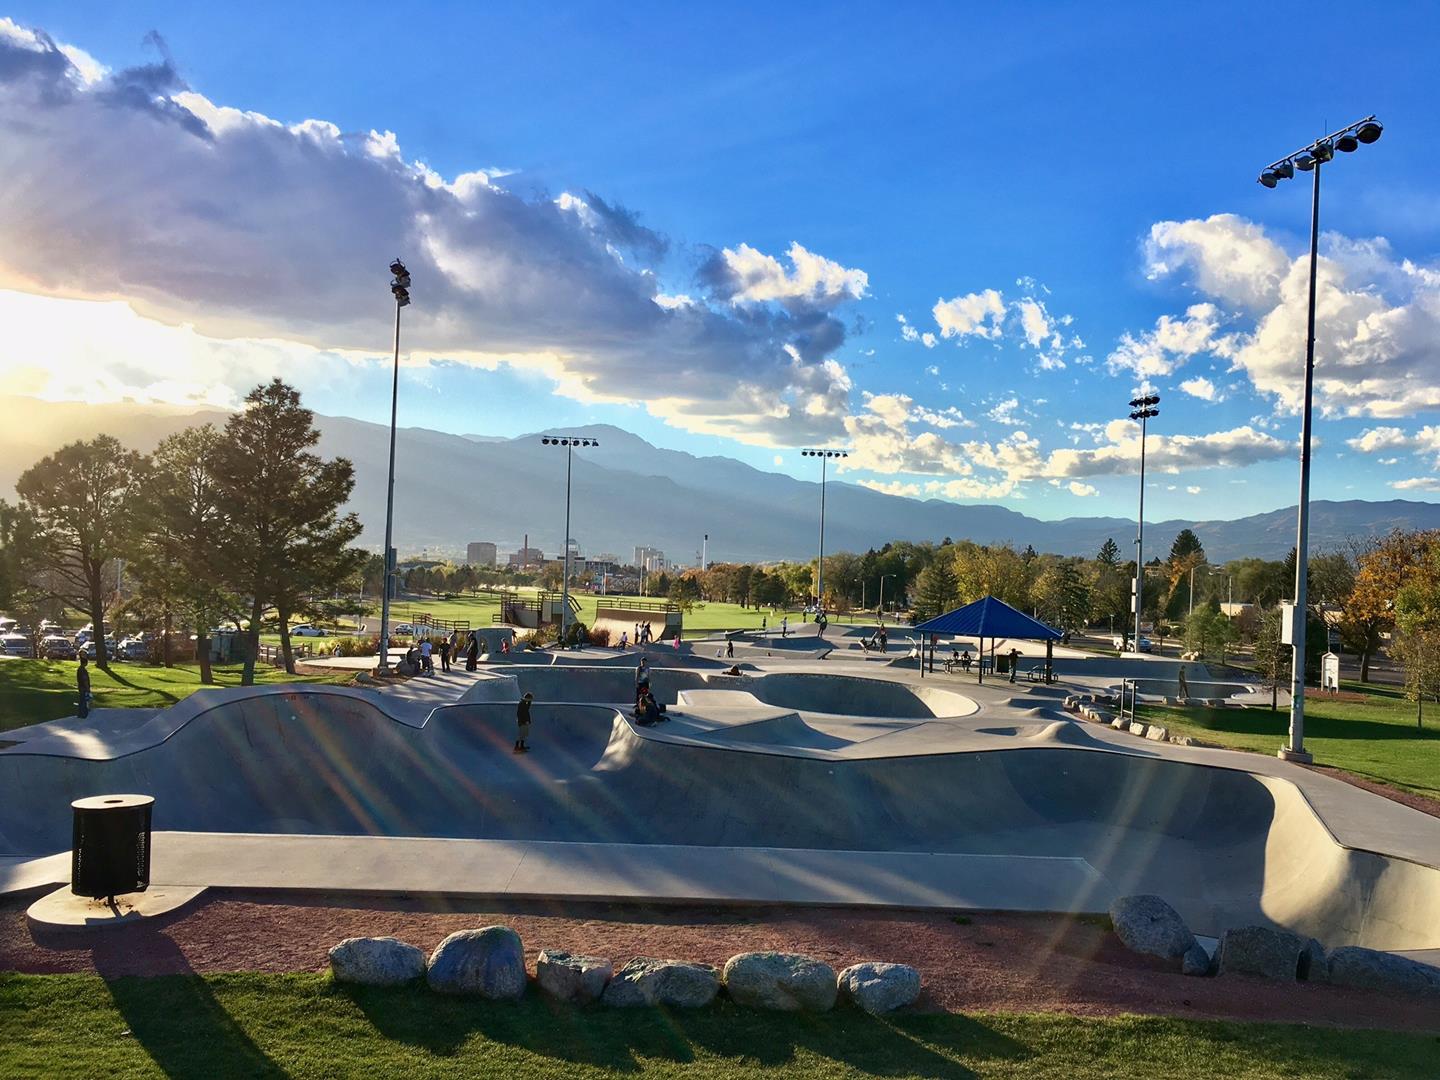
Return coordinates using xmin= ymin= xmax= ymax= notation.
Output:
xmin=1110 ymin=716 xmax=1130 ymax=731
xmin=1127 ymin=721 xmax=1149 ymax=737
xmin=1109 ymin=895 xmax=1197 ymax=962
xmin=1217 ymin=926 xmax=1311 ymax=980
xmin=1326 ymin=946 xmax=1440 ymax=997
xmin=602 ymin=958 xmax=720 ymax=1008
xmin=723 ymin=952 xmax=837 ymax=1012
xmin=1144 ymin=725 xmax=1169 ymax=741
xmin=1181 ymin=942 xmax=1213 ymax=977
xmin=427 ymin=926 xmax=527 ymax=999
xmin=837 ymin=962 xmax=922 ymax=1013
xmin=536 ymin=949 xmax=613 ymax=1003
xmin=329 ymin=936 xmax=427 ymax=986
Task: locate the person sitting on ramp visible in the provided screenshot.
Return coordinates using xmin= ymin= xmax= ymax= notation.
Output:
xmin=514 ymin=692 xmax=533 ymax=754
xmin=634 ymin=687 xmax=667 ymax=725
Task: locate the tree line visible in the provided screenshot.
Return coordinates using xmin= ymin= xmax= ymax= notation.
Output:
xmin=0 ymin=380 xmax=364 ymax=682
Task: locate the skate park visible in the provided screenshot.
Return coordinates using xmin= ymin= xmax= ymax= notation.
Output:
xmin=3 ymin=622 xmax=1440 ymax=969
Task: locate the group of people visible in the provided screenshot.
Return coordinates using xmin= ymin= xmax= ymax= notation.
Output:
xmin=860 ymin=627 xmax=890 ymax=653
xmin=632 ymin=655 xmax=668 ymax=725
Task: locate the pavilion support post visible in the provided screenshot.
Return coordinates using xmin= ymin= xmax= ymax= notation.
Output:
xmin=1045 ymin=639 xmax=1053 ymax=684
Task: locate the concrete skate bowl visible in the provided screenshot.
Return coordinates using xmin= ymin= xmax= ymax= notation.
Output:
xmin=3 ymin=685 xmax=1439 ymax=951
xmin=462 ymin=667 xmax=977 ymax=719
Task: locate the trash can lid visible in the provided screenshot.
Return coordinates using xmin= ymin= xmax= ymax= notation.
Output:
xmin=71 ymin=794 xmax=155 ymax=811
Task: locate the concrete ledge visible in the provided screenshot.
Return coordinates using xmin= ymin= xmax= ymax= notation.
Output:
xmin=26 ymin=883 xmax=207 ymax=931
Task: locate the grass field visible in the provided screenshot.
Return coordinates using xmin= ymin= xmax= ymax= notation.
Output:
xmin=377 ymin=592 xmax=862 ymax=636
xmin=0 ymin=659 xmax=349 ymax=733
xmin=1138 ymin=680 xmax=1440 ymax=799
xmin=2 ymin=974 xmax=1436 ymax=1080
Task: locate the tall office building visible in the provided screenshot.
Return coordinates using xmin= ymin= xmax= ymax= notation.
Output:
xmin=465 ymin=541 xmax=497 ymax=567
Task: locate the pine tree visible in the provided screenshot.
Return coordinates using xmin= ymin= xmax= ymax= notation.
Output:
xmin=1097 ymin=538 xmax=1121 ymax=568
xmin=913 ymin=557 xmax=959 ymax=620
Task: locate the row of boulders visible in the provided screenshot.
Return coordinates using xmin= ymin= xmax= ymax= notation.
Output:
xmin=1108 ymin=895 xmax=1440 ymax=996
xmin=1063 ymin=694 xmax=1218 ymax=747
xmin=328 ymin=926 xmax=921 ymax=1013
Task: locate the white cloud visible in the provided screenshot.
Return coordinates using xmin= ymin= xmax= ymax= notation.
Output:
xmin=1108 ymin=304 xmax=1223 ymax=379
xmin=987 ymin=398 xmax=1022 ymax=425
xmin=1392 ymin=477 xmax=1440 ymax=492
xmin=0 ymin=24 xmax=866 ymax=448
xmin=1186 ymin=485 xmax=1203 ymax=495
xmin=1068 ymin=481 xmax=1099 ymax=497
xmin=858 ymin=478 xmax=922 ymax=498
xmin=1145 ymin=214 xmax=1440 ymax=418
xmin=1347 ymin=425 xmax=1440 ymax=458
xmin=933 ymin=289 xmax=1006 ymax=339
xmin=773 ymin=454 xmax=784 ymax=466
xmin=1178 ymin=376 xmax=1217 ymax=401
xmin=921 ymin=332 xmax=937 ymax=349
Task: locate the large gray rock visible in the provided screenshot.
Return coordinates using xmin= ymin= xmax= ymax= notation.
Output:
xmin=536 ymin=949 xmax=613 ymax=1003
xmin=837 ymin=962 xmax=922 ymax=1013
xmin=602 ymin=958 xmax=720 ymax=1008
xmin=1326 ymin=946 xmax=1440 ymax=997
xmin=328 ymin=936 xmax=427 ymax=986
xmin=723 ymin=952 xmax=837 ymax=1012
xmin=427 ymin=926 xmax=527 ymax=999
xmin=1109 ymin=895 xmax=1197 ymax=962
xmin=1181 ymin=942 xmax=1213 ymax=977
xmin=1217 ymin=926 xmax=1309 ymax=981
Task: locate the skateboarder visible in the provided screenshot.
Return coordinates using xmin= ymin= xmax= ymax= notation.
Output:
xmin=514 ymin=692 xmax=533 ymax=753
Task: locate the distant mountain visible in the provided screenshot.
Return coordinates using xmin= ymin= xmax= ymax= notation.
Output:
xmin=4 ymin=395 xmax=1439 ymax=563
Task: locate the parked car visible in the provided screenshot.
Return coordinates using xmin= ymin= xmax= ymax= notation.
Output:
xmin=392 ymin=623 xmax=416 ymax=636
xmin=80 ymin=637 xmax=119 ymax=660
xmin=0 ymin=633 xmax=34 ymax=658
xmin=1112 ymin=634 xmax=1154 ymax=653
xmin=117 ymin=637 xmax=153 ymax=661
xmin=38 ymin=635 xmax=77 ymax=660
xmin=289 ymin=624 xmax=329 ymax=637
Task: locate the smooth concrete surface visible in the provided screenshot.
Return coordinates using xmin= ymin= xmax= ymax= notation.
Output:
xmin=3 ymin=656 xmax=1439 ymax=955
xmin=6 ymin=832 xmax=1110 ymax=913
xmin=26 ymin=883 xmax=207 ymax=930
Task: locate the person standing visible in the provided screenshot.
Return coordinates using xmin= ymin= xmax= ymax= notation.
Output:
xmin=726 ymin=637 xmax=734 ymax=659
xmin=420 ymin=637 xmax=434 ymax=675
xmin=1008 ymin=647 xmax=1020 ymax=683
xmin=76 ymin=653 xmax=92 ymax=719
xmin=619 ymin=630 xmax=628 ymax=650
xmin=781 ymin=616 xmax=788 ymax=637
xmin=466 ymin=630 xmax=479 ymax=671
xmin=635 ymin=655 xmax=650 ymax=701
xmin=514 ymin=692 xmax=533 ymax=753
xmin=1178 ymin=665 xmax=1189 ymax=700
xmin=438 ymin=635 xmax=451 ymax=673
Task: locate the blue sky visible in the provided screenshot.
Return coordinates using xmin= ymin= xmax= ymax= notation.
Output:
xmin=3 ymin=2 xmax=1439 ymax=521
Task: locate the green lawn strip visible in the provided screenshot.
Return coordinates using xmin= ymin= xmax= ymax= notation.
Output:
xmin=1137 ymin=680 xmax=1440 ymax=799
xmin=1 ymin=973 xmax=1435 ymax=1079
xmin=0 ymin=660 xmax=350 ymax=733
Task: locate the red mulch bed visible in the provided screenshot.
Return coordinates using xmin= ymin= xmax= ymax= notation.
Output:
xmin=4 ymin=891 xmax=1438 ymax=1033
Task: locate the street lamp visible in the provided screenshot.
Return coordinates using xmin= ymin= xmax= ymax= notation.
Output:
xmin=876 ymin=573 xmax=896 ymax=630
xmin=799 ymin=448 xmax=851 ymax=613
xmin=1258 ymin=115 xmax=1383 ymax=764
xmin=541 ymin=435 xmax=599 ymax=646
xmin=376 ymin=258 xmax=412 ymax=674
xmin=1127 ymin=394 xmax=1159 ymax=652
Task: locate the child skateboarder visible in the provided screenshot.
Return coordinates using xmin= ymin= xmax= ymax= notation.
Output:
xmin=514 ymin=692 xmax=533 ymax=753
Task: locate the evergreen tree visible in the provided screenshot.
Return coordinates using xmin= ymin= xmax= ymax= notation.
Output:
xmin=913 ymin=557 xmax=959 ymax=621
xmin=213 ymin=380 xmax=363 ymax=682
xmin=1097 ymin=537 xmax=1121 ymax=568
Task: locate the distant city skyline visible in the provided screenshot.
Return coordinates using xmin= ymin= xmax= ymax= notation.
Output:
xmin=1 ymin=4 xmax=1437 ymax=523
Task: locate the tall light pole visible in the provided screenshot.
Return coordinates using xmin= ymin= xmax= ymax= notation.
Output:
xmin=541 ymin=435 xmax=598 ymax=647
xmin=800 ymin=448 xmax=850 ymax=612
xmin=1258 ymin=115 xmax=1383 ymax=764
xmin=1128 ymin=394 xmax=1159 ymax=652
xmin=879 ymin=573 xmax=896 ymax=625
xmin=376 ymin=258 xmax=411 ymax=674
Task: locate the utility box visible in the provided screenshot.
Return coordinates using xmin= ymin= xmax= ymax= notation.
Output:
xmin=1279 ymin=602 xmax=1299 ymax=646
xmin=1321 ymin=652 xmax=1341 ymax=693
xmin=71 ymin=794 xmax=154 ymax=901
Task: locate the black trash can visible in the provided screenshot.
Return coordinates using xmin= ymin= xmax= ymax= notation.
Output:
xmin=71 ymin=794 xmax=154 ymax=900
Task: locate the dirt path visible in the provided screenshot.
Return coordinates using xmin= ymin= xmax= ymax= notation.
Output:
xmin=4 ymin=891 xmax=1437 ymax=1033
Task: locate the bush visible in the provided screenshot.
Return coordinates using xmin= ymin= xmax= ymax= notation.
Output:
xmin=588 ymin=626 xmax=611 ymax=647
xmin=330 ymin=634 xmax=381 ymax=657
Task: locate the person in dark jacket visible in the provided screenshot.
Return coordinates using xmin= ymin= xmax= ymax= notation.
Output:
xmin=515 ymin=692 xmax=533 ymax=753
xmin=466 ymin=631 xmax=479 ymax=671
xmin=76 ymin=653 xmax=92 ymax=718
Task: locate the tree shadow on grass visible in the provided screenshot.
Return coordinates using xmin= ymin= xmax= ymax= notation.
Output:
xmin=335 ymin=984 xmax=1027 ymax=1078
xmin=98 ymin=935 xmax=288 ymax=1080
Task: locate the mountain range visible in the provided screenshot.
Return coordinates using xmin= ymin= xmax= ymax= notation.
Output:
xmin=5 ymin=395 xmax=1439 ymax=564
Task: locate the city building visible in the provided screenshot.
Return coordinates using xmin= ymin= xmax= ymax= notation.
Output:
xmin=633 ymin=545 xmax=664 ymax=569
xmin=507 ymin=546 xmax=545 ymax=569
xmin=465 ymin=541 xmax=497 ymax=568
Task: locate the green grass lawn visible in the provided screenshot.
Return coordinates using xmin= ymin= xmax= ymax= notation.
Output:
xmin=2 ymin=974 xmax=1436 ymax=1080
xmin=0 ymin=659 xmax=349 ymax=733
xmin=1138 ymin=680 xmax=1440 ymax=800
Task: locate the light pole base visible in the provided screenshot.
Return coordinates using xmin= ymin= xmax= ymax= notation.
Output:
xmin=1277 ymin=746 xmax=1314 ymax=765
